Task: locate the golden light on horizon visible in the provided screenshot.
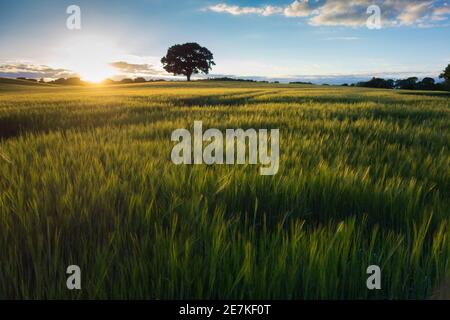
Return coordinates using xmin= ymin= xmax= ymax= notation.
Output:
xmin=54 ymin=35 xmax=121 ymax=83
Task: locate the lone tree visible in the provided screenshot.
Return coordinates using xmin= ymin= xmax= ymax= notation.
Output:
xmin=440 ymin=63 xmax=450 ymax=83
xmin=161 ymin=43 xmax=215 ymax=81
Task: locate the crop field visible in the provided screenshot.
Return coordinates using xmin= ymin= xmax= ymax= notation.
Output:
xmin=0 ymin=80 xmax=449 ymax=299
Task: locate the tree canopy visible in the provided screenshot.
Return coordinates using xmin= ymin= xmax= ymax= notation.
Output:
xmin=356 ymin=75 xmax=448 ymax=91
xmin=440 ymin=63 xmax=450 ymax=83
xmin=161 ymin=43 xmax=215 ymax=81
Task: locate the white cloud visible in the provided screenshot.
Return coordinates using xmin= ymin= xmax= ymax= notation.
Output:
xmin=208 ymin=3 xmax=283 ymax=16
xmin=432 ymin=5 xmax=450 ymax=20
xmin=284 ymin=0 xmax=315 ymax=17
xmin=397 ymin=1 xmax=434 ymax=25
xmin=323 ymin=36 xmax=361 ymax=41
xmin=207 ymin=0 xmax=450 ymax=27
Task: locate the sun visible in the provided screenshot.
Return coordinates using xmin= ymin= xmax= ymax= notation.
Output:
xmin=78 ymin=64 xmax=115 ymax=83
xmin=54 ymin=35 xmax=121 ymax=83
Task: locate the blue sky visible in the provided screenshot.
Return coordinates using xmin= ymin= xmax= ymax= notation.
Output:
xmin=1 ymin=0 xmax=450 ymax=83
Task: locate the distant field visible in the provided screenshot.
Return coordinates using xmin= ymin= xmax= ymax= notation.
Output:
xmin=0 ymin=80 xmax=449 ymax=299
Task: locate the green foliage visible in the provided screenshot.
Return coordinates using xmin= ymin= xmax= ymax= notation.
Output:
xmin=161 ymin=43 xmax=215 ymax=81
xmin=440 ymin=63 xmax=450 ymax=84
xmin=0 ymin=82 xmax=449 ymax=299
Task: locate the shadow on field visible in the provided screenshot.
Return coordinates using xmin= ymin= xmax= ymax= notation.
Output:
xmin=175 ymin=90 xmax=281 ymax=107
xmin=1 ymin=90 xmax=448 ymax=140
xmin=172 ymin=93 xmax=440 ymax=107
xmin=397 ymin=91 xmax=450 ymax=98
xmin=0 ymin=111 xmax=166 ymax=140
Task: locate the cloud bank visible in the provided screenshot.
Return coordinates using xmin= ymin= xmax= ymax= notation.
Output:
xmin=0 ymin=63 xmax=76 ymax=79
xmin=109 ymin=61 xmax=160 ymax=76
xmin=208 ymin=0 xmax=450 ymax=27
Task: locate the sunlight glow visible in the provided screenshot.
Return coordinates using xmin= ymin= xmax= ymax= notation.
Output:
xmin=54 ymin=35 xmax=121 ymax=83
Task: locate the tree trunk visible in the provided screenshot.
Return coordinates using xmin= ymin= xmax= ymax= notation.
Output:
xmin=187 ymin=74 xmax=191 ymax=81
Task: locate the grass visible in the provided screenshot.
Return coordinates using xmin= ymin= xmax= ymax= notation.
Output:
xmin=0 ymin=80 xmax=449 ymax=299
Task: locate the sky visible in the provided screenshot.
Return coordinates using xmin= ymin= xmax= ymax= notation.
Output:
xmin=1 ymin=0 xmax=450 ymax=84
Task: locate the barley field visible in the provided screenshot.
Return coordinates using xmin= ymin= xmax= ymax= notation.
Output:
xmin=0 ymin=80 xmax=449 ymax=299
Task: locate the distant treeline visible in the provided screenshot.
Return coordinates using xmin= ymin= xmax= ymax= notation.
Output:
xmin=17 ymin=77 xmax=87 ymax=85
xmin=206 ymin=77 xmax=256 ymax=82
xmin=13 ymin=75 xmax=450 ymax=91
xmin=351 ymin=77 xmax=449 ymax=91
xmin=17 ymin=76 xmax=280 ymax=85
xmin=206 ymin=77 xmax=283 ymax=84
xmin=16 ymin=77 xmax=41 ymax=83
xmin=15 ymin=77 xmax=168 ymax=85
xmin=103 ymin=77 xmax=167 ymax=84
xmin=289 ymin=81 xmax=314 ymax=85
